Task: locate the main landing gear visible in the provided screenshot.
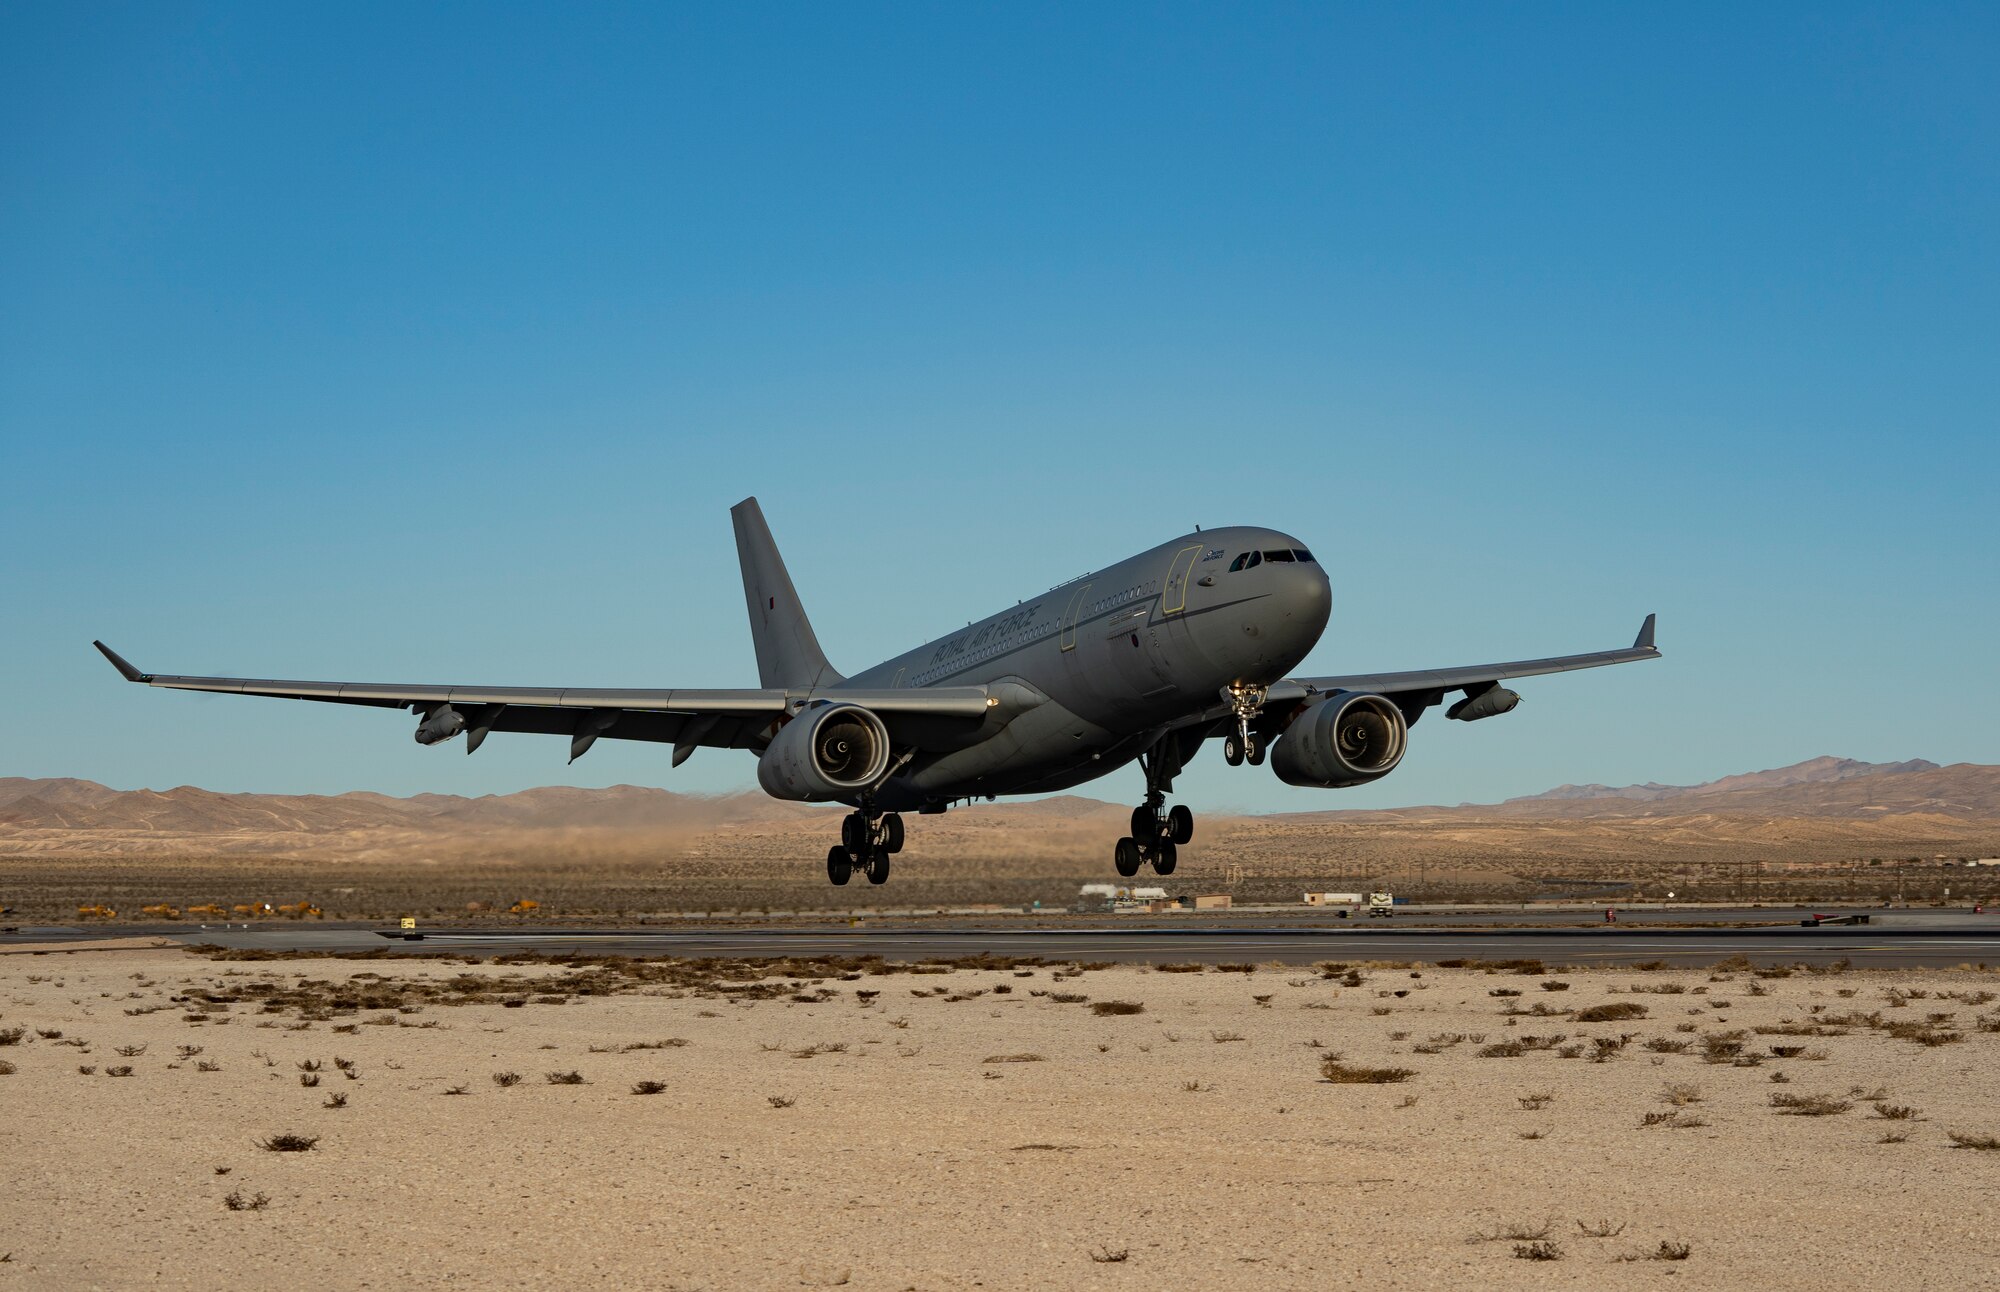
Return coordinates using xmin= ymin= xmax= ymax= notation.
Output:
xmin=1114 ymin=734 xmax=1196 ymax=878
xmin=827 ymin=807 xmax=903 ymax=886
xmin=1115 ymin=800 xmax=1193 ymax=877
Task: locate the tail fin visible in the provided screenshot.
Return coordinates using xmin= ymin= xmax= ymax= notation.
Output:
xmin=731 ymin=497 xmax=842 ymax=689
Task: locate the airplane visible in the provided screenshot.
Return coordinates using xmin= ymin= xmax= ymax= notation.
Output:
xmin=94 ymin=497 xmax=1659 ymax=885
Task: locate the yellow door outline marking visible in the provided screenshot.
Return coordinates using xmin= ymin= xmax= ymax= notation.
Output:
xmin=1060 ymin=582 xmax=1091 ymax=652
xmin=1162 ymin=546 xmax=1203 ymax=615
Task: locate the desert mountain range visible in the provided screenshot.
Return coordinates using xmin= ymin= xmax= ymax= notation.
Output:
xmin=1 ymin=757 xmax=1995 ymax=864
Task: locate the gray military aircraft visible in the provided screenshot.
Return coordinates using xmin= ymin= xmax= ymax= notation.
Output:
xmin=95 ymin=497 xmax=1658 ymax=885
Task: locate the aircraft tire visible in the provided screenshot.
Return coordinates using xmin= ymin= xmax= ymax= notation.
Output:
xmin=841 ymin=813 xmax=866 ymax=852
xmin=826 ymin=845 xmax=853 ymax=886
xmin=1223 ymin=735 xmax=1245 ymax=766
xmin=882 ymin=813 xmax=904 ymax=854
xmin=1130 ymin=805 xmax=1158 ymax=839
xmin=1113 ymin=837 xmax=1143 ymax=878
xmin=866 ymin=852 xmax=891 ymax=885
xmin=1151 ymin=840 xmax=1178 ymax=876
xmin=1246 ymin=739 xmax=1266 ymax=766
xmin=1167 ymin=804 xmax=1194 ymax=845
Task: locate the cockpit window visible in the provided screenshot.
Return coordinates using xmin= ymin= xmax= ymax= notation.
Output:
xmin=1227 ymin=553 xmax=1248 ymax=572
xmin=1262 ymin=549 xmax=1296 ymax=562
xmin=1293 ymin=548 xmax=1315 ymax=563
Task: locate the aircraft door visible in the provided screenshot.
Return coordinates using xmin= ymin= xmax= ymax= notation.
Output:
xmin=1059 ymin=583 xmax=1091 ymax=652
xmin=1161 ymin=546 xmax=1203 ymax=615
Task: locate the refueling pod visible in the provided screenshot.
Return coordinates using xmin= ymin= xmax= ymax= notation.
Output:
xmin=413 ymin=703 xmax=466 ymax=745
xmin=1271 ymin=690 xmax=1408 ymax=789
xmin=757 ymin=702 xmax=892 ymax=801
xmin=1446 ymin=682 xmax=1521 ymax=722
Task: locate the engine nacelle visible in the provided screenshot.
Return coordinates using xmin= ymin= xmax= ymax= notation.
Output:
xmin=1271 ymin=691 xmax=1408 ymax=789
xmin=756 ymin=703 xmax=892 ymax=801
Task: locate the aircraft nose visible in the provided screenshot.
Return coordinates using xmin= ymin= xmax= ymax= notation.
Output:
xmin=1284 ymin=559 xmax=1332 ymax=641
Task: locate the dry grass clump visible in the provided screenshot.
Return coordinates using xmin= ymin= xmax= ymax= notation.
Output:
xmin=1320 ymin=1057 xmax=1415 ymax=1084
xmin=491 ymin=1071 xmax=521 ymax=1087
xmin=1871 ymin=1102 xmax=1921 ymax=1120
xmin=630 ymin=1080 xmax=667 ymax=1095
xmin=767 ymin=1095 xmax=796 ymax=1109
xmin=1575 ymin=1002 xmax=1648 ymax=1022
xmin=1659 ymin=1082 xmax=1703 ymax=1107
xmin=0 ymin=1028 xmax=24 ymax=1047
xmin=1769 ymin=1092 xmax=1852 ymax=1116
xmin=223 ymin=1190 xmax=271 ymax=1211
xmin=1640 ymin=1111 xmax=1708 ymax=1129
xmin=1513 ymin=1240 xmax=1563 ymax=1261
xmin=0 ymin=1060 xmax=15 ymax=1077
xmin=544 ymin=1070 xmax=586 ymax=1085
xmin=982 ymin=1053 xmax=1046 ymax=1064
xmin=1090 ymin=1001 xmax=1145 ymax=1016
xmin=258 ymin=1133 xmax=319 ymax=1152
xmin=1947 ymin=1131 xmax=2000 ymax=1151
xmin=1479 ymin=1041 xmax=1527 ymax=1058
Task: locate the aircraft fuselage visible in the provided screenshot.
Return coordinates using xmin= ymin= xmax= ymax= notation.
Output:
xmin=840 ymin=526 xmax=1331 ymax=808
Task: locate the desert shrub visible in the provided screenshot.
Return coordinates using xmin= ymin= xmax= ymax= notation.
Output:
xmin=630 ymin=1080 xmax=667 ymax=1095
xmin=1479 ymin=1042 xmax=1527 ymax=1058
xmin=1514 ymin=1241 xmax=1563 ymax=1261
xmin=259 ymin=1133 xmax=319 ymax=1152
xmin=491 ymin=1071 xmax=521 ymax=1087
xmin=223 ymin=1190 xmax=271 ymax=1211
xmin=767 ymin=1095 xmax=796 ymax=1108
xmin=1320 ymin=1058 xmax=1414 ymax=1084
xmin=1576 ymin=1003 xmax=1648 ymax=1022
xmin=1091 ymin=1001 xmax=1144 ymax=1016
xmin=982 ymin=1053 xmax=1046 ymax=1064
xmin=1947 ymin=1131 xmax=2000 ymax=1151
xmin=1872 ymin=1102 xmax=1920 ymax=1120
xmin=1769 ymin=1092 xmax=1851 ymax=1116
xmin=545 ymin=1070 xmax=586 ymax=1085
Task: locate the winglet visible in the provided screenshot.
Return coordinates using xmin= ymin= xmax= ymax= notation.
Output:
xmin=93 ymin=640 xmax=151 ymax=682
xmin=1634 ymin=613 xmax=1657 ymax=651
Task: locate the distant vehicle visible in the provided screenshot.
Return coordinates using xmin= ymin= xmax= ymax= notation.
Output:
xmin=96 ymin=498 xmax=1659 ymax=886
xmin=1800 ymin=913 xmax=1871 ymax=927
xmin=1367 ymin=892 xmax=1396 ymax=918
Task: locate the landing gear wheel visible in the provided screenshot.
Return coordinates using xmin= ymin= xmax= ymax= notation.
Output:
xmin=1223 ymin=734 xmax=1245 ymax=767
xmin=1150 ymin=839 xmax=1177 ymax=876
xmin=881 ymin=813 xmax=904 ymax=854
xmin=1167 ymin=804 xmax=1194 ymax=845
xmin=1114 ymin=836 xmax=1143 ymax=878
xmin=1131 ymin=805 xmax=1159 ymax=839
xmin=826 ymin=844 xmax=852 ymax=886
xmin=1246 ymin=739 xmax=1265 ymax=766
xmin=841 ymin=813 xmax=866 ymax=853
xmin=866 ymin=851 xmax=891 ymax=885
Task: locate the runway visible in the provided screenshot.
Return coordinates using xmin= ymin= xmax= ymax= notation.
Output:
xmin=10 ymin=911 xmax=1998 ymax=967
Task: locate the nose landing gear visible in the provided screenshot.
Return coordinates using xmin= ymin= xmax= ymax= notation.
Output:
xmin=1222 ymin=682 xmax=1269 ymax=766
xmin=829 ymin=807 xmax=903 ymax=885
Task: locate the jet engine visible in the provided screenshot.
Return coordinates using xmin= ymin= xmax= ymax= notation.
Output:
xmin=1271 ymin=691 xmax=1408 ymax=789
xmin=756 ymin=703 xmax=892 ymax=801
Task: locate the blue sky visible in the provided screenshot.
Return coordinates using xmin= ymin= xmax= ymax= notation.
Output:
xmin=3 ymin=3 xmax=1994 ymax=812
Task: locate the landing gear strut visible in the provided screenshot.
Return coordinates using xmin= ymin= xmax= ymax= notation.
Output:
xmin=1221 ymin=682 xmax=1268 ymax=766
xmin=1114 ymin=736 xmax=1196 ymax=878
xmin=831 ymin=806 xmax=902 ymax=885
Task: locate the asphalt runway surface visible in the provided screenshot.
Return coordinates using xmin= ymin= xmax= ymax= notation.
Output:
xmin=8 ymin=909 xmax=2000 ymax=967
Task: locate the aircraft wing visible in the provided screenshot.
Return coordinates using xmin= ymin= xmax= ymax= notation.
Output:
xmin=1271 ymin=613 xmax=1661 ymax=706
xmin=92 ymin=642 xmax=991 ymax=763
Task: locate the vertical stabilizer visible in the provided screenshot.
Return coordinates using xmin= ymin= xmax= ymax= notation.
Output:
xmin=730 ymin=498 xmax=842 ymax=689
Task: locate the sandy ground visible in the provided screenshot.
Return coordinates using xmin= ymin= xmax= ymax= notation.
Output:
xmin=2 ymin=950 xmax=1998 ymax=1290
